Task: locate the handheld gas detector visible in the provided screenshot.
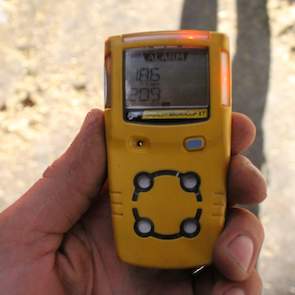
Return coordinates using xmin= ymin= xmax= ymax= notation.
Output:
xmin=104 ymin=30 xmax=231 ymax=269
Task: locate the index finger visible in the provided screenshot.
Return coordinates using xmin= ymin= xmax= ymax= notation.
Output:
xmin=228 ymin=113 xmax=266 ymax=205
xmin=231 ymin=112 xmax=256 ymax=154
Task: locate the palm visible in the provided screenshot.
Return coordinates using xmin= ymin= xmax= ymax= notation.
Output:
xmin=54 ymin=192 xmax=199 ymax=295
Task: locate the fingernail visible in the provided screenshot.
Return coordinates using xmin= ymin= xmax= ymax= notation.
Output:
xmin=227 ymin=235 xmax=254 ymax=272
xmin=224 ymin=288 xmax=245 ymax=295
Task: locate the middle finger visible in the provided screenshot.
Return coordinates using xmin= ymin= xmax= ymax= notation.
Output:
xmin=227 ymin=154 xmax=267 ymax=205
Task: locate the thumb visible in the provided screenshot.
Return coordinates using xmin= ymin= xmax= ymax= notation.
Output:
xmin=1 ymin=109 xmax=106 ymax=235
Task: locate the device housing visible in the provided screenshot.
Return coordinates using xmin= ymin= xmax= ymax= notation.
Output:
xmin=104 ymin=30 xmax=231 ymax=268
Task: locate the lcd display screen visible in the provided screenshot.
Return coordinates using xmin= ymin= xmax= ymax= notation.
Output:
xmin=124 ymin=47 xmax=210 ymax=110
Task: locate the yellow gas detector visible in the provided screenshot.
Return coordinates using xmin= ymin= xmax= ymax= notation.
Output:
xmin=104 ymin=30 xmax=231 ymax=269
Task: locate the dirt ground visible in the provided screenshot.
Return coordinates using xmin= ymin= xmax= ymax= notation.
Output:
xmin=0 ymin=0 xmax=294 ymax=294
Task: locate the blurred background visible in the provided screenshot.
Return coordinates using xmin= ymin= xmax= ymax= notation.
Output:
xmin=0 ymin=0 xmax=294 ymax=293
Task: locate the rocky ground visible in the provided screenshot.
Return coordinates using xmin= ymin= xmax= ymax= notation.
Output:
xmin=0 ymin=0 xmax=294 ymax=294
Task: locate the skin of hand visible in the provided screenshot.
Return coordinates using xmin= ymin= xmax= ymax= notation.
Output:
xmin=0 ymin=109 xmax=266 ymax=295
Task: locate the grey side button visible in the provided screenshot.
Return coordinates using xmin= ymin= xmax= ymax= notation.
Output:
xmin=184 ymin=137 xmax=205 ymax=151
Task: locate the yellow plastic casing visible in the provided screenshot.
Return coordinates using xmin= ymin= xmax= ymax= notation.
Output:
xmin=104 ymin=30 xmax=231 ymax=269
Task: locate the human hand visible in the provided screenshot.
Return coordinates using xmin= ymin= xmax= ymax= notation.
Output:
xmin=0 ymin=109 xmax=266 ymax=295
